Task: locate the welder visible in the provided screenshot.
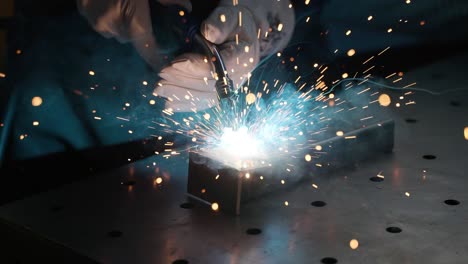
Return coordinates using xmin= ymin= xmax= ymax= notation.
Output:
xmin=1 ymin=0 xmax=294 ymax=161
xmin=77 ymin=0 xmax=296 ymax=112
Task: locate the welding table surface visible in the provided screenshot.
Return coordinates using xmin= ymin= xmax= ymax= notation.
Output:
xmin=1 ymin=53 xmax=468 ymax=264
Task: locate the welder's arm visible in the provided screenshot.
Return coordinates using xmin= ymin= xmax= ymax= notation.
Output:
xmin=154 ymin=0 xmax=295 ymax=112
xmin=76 ymin=0 xmax=192 ymax=71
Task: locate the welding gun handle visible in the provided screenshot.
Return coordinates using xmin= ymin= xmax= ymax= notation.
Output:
xmin=192 ymin=33 xmax=236 ymax=97
xmin=195 ymin=35 xmax=226 ymax=76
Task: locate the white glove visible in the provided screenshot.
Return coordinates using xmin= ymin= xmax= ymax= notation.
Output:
xmin=76 ymin=0 xmax=192 ymax=71
xmin=154 ymin=0 xmax=295 ymax=112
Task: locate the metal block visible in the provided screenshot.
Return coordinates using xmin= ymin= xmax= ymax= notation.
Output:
xmin=187 ymin=119 xmax=395 ymax=215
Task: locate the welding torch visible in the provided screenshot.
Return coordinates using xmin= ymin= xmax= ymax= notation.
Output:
xmin=192 ymin=33 xmax=238 ymax=113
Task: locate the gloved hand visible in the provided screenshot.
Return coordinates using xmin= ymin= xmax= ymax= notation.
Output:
xmin=154 ymin=0 xmax=295 ymax=112
xmin=76 ymin=0 xmax=192 ymax=71
xmin=77 ymin=0 xmax=295 ymax=113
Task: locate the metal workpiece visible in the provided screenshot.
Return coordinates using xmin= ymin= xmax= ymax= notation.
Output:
xmin=187 ymin=119 xmax=394 ymax=215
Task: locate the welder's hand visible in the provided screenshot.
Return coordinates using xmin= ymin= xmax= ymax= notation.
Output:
xmin=76 ymin=0 xmax=192 ymax=71
xmin=154 ymin=0 xmax=295 ymax=112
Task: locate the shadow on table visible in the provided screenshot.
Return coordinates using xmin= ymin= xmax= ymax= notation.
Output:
xmin=0 ymin=136 xmax=177 ymax=206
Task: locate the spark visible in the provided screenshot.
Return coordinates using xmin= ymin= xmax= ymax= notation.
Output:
xmin=246 ymin=93 xmax=256 ymax=104
xmin=350 ymin=239 xmax=359 ymax=249
xmin=277 ymin=23 xmax=283 ymax=31
xmin=403 ymin=82 xmax=417 ymax=88
xmin=116 ymin=116 xmax=130 ymax=121
xmin=357 ymin=87 xmax=371 ymax=94
xmin=31 ymin=96 xmax=43 ymax=106
xmin=360 ymin=116 xmax=373 ymax=121
xmin=347 ymin=49 xmax=356 ymax=57
xmin=378 ymin=94 xmax=391 ymax=106
xmin=211 ymin=203 xmax=219 ymax=211
xmin=378 ymin=46 xmax=391 ymax=56
xmin=363 ymin=56 xmax=374 ymax=64
xmin=377 ymin=172 xmax=385 ymax=179
xmin=385 ymin=72 xmax=396 ymax=79
xmin=320 ymin=66 xmax=328 ymax=74
xmin=464 ymin=127 xmax=468 ymax=140
xmin=155 ymin=177 xmax=163 ymax=184
xmin=33 ymin=121 xmax=39 ymax=126
xmin=220 ymin=14 xmax=226 ymax=23
xmin=89 ymin=70 xmax=95 ymax=76
xmin=362 ymin=65 xmax=375 ymax=74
